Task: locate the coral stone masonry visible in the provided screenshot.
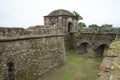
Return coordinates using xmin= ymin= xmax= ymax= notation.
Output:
xmin=0 ymin=27 xmax=65 ymax=80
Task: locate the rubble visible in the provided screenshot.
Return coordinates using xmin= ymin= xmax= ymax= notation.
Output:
xmin=98 ymin=54 xmax=120 ymax=80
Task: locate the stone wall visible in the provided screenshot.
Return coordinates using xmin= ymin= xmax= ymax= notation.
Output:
xmin=78 ymin=27 xmax=120 ymax=34
xmin=76 ymin=33 xmax=116 ymax=57
xmin=64 ymin=33 xmax=77 ymax=51
xmin=0 ymin=27 xmax=66 ymax=80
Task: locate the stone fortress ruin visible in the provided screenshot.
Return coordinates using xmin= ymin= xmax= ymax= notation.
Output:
xmin=0 ymin=9 xmax=120 ymax=80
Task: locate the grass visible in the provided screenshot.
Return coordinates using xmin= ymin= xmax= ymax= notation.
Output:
xmin=109 ymin=41 xmax=120 ymax=53
xmin=45 ymin=50 xmax=102 ymax=80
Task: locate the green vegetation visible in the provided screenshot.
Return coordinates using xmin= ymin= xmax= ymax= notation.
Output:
xmin=73 ymin=11 xmax=83 ymax=20
xmin=72 ymin=11 xmax=87 ymax=28
xmin=45 ymin=50 xmax=102 ymax=80
xmin=78 ymin=22 xmax=86 ymax=27
xmin=88 ymin=24 xmax=113 ymax=28
xmin=101 ymin=24 xmax=112 ymax=28
xmin=88 ymin=24 xmax=99 ymax=28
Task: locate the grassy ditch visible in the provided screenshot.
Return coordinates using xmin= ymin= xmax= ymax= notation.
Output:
xmin=45 ymin=50 xmax=102 ymax=80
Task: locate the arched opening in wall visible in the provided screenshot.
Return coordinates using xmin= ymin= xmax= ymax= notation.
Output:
xmin=95 ymin=44 xmax=107 ymax=57
xmin=77 ymin=42 xmax=93 ymax=55
xmin=7 ymin=60 xmax=15 ymax=80
xmin=68 ymin=22 xmax=72 ymax=32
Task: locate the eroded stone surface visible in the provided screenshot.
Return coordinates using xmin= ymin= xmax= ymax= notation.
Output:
xmin=0 ymin=27 xmax=65 ymax=80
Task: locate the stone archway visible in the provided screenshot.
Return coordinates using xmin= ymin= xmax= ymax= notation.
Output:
xmin=77 ymin=42 xmax=89 ymax=54
xmin=68 ymin=22 xmax=72 ymax=32
xmin=94 ymin=44 xmax=107 ymax=57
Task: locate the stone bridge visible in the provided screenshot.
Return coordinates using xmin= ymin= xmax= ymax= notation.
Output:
xmin=75 ymin=28 xmax=120 ymax=57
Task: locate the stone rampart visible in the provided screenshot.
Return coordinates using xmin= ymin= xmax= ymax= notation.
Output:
xmin=78 ymin=28 xmax=120 ymax=34
xmin=0 ymin=27 xmax=65 ymax=80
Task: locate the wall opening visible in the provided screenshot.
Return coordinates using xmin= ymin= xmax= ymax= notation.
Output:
xmin=7 ymin=60 xmax=15 ymax=80
xmin=68 ymin=22 xmax=72 ymax=32
xmin=95 ymin=44 xmax=107 ymax=57
xmin=77 ymin=42 xmax=90 ymax=54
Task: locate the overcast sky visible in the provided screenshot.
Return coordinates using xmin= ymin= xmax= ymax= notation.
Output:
xmin=0 ymin=0 xmax=120 ymax=28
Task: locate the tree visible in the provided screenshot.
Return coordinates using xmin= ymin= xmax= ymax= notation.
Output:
xmin=88 ymin=24 xmax=99 ymax=28
xmin=101 ymin=24 xmax=112 ymax=28
xmin=78 ymin=22 xmax=86 ymax=27
xmin=73 ymin=11 xmax=83 ymax=20
xmin=72 ymin=11 xmax=87 ymax=28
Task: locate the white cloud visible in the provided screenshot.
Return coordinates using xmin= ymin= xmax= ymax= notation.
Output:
xmin=0 ymin=0 xmax=120 ymax=28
